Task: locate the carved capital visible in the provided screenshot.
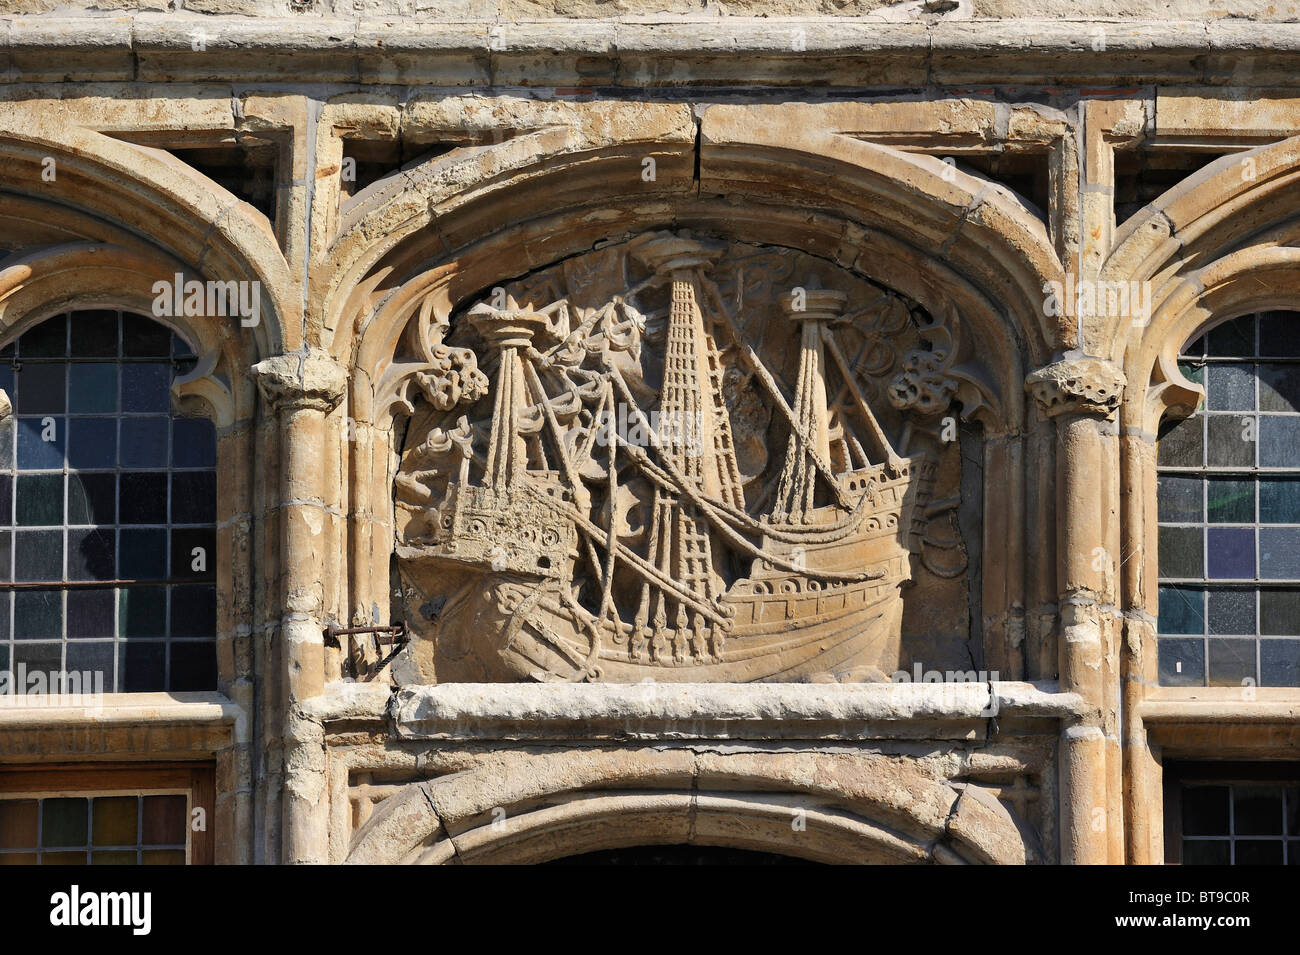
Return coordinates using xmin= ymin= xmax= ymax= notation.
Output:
xmin=253 ymin=348 xmax=347 ymax=415
xmin=1025 ymin=359 xmax=1126 ymax=420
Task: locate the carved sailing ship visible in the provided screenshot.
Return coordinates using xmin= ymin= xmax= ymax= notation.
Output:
xmin=395 ymin=233 xmax=941 ymax=682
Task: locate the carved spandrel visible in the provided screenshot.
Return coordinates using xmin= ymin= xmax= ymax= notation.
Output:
xmin=389 ymin=232 xmax=989 ymax=684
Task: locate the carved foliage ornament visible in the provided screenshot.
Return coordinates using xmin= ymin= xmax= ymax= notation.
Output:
xmin=391 ymin=232 xmax=989 ymax=683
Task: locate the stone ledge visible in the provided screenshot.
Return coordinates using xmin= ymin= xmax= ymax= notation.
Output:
xmin=325 ymin=680 xmax=1086 ymax=741
xmin=5 ymin=17 xmax=1300 ymax=86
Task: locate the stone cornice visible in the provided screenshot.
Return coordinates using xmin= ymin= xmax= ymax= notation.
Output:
xmin=5 ymin=17 xmax=1300 ymax=87
xmin=1025 ymin=358 xmax=1126 ymax=420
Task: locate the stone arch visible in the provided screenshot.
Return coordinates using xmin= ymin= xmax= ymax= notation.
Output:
xmin=343 ymin=750 xmax=1031 ymax=865
xmin=327 ymin=111 xmax=1066 ymax=401
xmin=0 ymin=122 xmax=295 ymax=358
xmin=1104 ymin=134 xmax=1300 ymax=385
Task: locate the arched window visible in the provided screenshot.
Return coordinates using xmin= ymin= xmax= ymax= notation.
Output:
xmin=0 ymin=310 xmax=217 ymax=694
xmin=1157 ymin=311 xmax=1300 ymax=688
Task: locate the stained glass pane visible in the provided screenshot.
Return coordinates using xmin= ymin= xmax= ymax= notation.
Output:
xmin=119 ymin=417 xmax=168 ymax=469
xmin=1207 ymin=478 xmax=1254 ymax=523
xmin=67 ymin=418 xmax=117 ymax=469
xmin=1184 ymin=786 xmax=1230 ymax=835
xmin=119 ymin=528 xmax=167 ymax=580
xmin=1259 ymin=363 xmax=1300 ymax=413
xmin=119 ymin=472 xmax=167 ymax=524
xmin=1208 ymin=364 xmax=1256 ymax=411
xmin=1260 ymin=417 xmax=1300 ymax=468
xmin=121 ymin=314 xmax=171 ymax=357
xmin=67 ymin=474 xmax=115 ymax=525
xmin=1208 ymin=316 xmax=1255 ymax=357
xmin=1261 ymin=590 xmax=1300 ymax=634
xmin=1208 ymin=587 xmax=1256 ymax=635
xmin=14 ymin=590 xmax=61 ymax=639
xmin=1157 ymin=414 xmax=1203 ymax=467
xmin=1206 ymin=527 xmax=1254 ymax=579
xmin=122 ymin=363 xmax=171 ymax=414
xmin=1208 ymin=637 xmax=1255 ymax=686
xmin=16 ymin=417 xmax=64 ymax=470
xmin=1259 ymin=477 xmax=1300 ymax=523
xmin=1158 ymin=475 xmax=1202 ymax=522
xmin=40 ymin=798 xmax=87 ymax=848
xmin=1159 ymin=636 xmax=1205 ymax=685
xmin=1260 ymin=528 xmax=1300 ymax=579
xmin=66 ymin=588 xmax=115 ymax=638
xmin=141 ymin=795 xmax=186 ymax=845
xmin=68 ymin=363 xmax=117 ymax=414
xmin=1159 ymin=585 xmax=1204 ymax=634
xmin=0 ymin=800 xmax=38 ymax=850
xmin=1159 ymin=525 xmax=1202 ymax=578
xmin=92 ymin=796 xmax=139 ymax=847
xmin=69 ymin=311 xmax=118 ymax=358
xmin=19 ymin=316 xmax=67 ymax=358
xmin=1259 ymin=311 xmax=1300 ymax=357
xmin=15 ymin=474 xmax=63 ymax=526
xmin=12 ymin=530 xmax=62 ymax=582
xmin=67 ymin=528 xmax=115 ymax=581
xmin=1261 ymin=640 xmax=1300 ymax=686
xmin=1208 ymin=415 xmax=1256 ymax=467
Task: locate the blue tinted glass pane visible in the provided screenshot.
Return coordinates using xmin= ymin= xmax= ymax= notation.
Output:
xmin=12 ymin=529 xmax=62 ymax=581
xmin=1159 ymin=637 xmax=1205 ymax=685
xmin=1206 ymin=478 xmax=1254 ymax=523
xmin=0 ymin=474 xmax=9 ymax=526
xmin=1208 ymin=637 xmax=1256 ymax=686
xmin=1207 ymin=415 xmax=1256 ymax=467
xmin=68 ymin=364 xmax=118 ymax=414
xmin=67 ymin=528 xmax=115 ymax=582
xmin=16 ymin=416 xmax=64 ymax=469
xmin=67 ymin=418 xmax=116 ymax=469
xmin=1260 ymin=477 xmax=1300 ymax=523
xmin=12 ymin=640 xmax=60 ymax=674
xmin=67 ymin=589 xmax=115 ymax=638
xmin=1206 ymin=527 xmax=1255 ymax=579
xmin=121 ymin=363 xmax=170 ymax=413
xmin=1260 ymin=417 xmax=1300 ymax=468
xmin=171 ymin=418 xmax=215 ymax=469
xmin=0 ymin=530 xmax=10 ymax=582
xmin=1160 ymin=585 xmax=1205 ymax=635
xmin=1207 ymin=364 xmax=1255 ymax=411
xmin=119 ymin=418 xmax=167 ymax=468
xmin=15 ymin=474 xmax=62 ymax=526
xmin=1260 ymin=528 xmax=1300 ymax=579
xmin=1261 ymin=640 xmax=1300 ymax=686
xmin=14 ymin=589 xmax=61 ymax=639
xmin=1158 ymin=476 xmax=1202 ymax=522
xmin=118 ymin=587 xmax=165 ymax=638
xmin=118 ymin=528 xmax=166 ymax=580
xmin=14 ymin=363 xmax=65 ymax=414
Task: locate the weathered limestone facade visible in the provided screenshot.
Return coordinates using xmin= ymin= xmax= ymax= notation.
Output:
xmin=1 ymin=0 xmax=1299 ymax=865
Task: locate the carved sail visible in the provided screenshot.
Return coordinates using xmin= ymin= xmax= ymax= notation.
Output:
xmin=393 ymin=231 xmax=952 ymax=683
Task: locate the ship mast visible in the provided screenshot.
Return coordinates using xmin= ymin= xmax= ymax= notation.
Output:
xmin=773 ymin=287 xmax=847 ymax=523
xmin=467 ymin=295 xmax=549 ymax=489
xmin=629 ymin=234 xmax=743 ymax=660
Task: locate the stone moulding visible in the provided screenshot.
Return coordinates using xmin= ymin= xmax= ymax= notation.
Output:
xmin=8 ymin=18 xmax=1300 ymax=87
xmin=304 ymin=680 xmax=1087 ymax=741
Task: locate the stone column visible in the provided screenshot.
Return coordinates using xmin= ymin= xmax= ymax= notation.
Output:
xmin=253 ymin=348 xmax=347 ymax=864
xmin=1025 ymin=357 xmax=1126 ymax=865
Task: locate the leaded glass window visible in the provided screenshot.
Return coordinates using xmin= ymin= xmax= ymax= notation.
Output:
xmin=0 ymin=310 xmax=217 ymax=694
xmin=1157 ymin=311 xmax=1300 ymax=687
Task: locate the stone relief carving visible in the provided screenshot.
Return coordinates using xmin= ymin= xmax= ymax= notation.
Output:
xmin=390 ymin=231 xmax=989 ymax=683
